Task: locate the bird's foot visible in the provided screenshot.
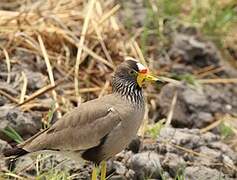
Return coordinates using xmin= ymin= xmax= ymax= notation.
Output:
xmin=100 ymin=161 xmax=107 ymax=180
xmin=91 ymin=161 xmax=107 ymax=180
xmin=91 ymin=165 xmax=98 ymax=180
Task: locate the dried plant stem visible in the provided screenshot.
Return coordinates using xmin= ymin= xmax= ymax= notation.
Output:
xmin=92 ymin=20 xmax=113 ymax=64
xmin=19 ymin=71 xmax=28 ymax=103
xmin=82 ymin=45 xmax=114 ymax=69
xmin=38 ymin=34 xmax=61 ymax=117
xmin=98 ymin=80 xmax=110 ymax=98
xmin=0 ymin=89 xmax=18 ymax=104
xmin=17 ymin=79 xmax=66 ymax=108
xmin=3 ymin=49 xmax=11 ymax=83
xmin=98 ymin=4 xmax=120 ymax=27
xmin=17 ymin=67 xmax=75 ymax=108
xmin=165 ymin=91 xmax=177 ymax=128
xmin=198 ymin=78 xmax=237 ymax=84
xmin=200 ymin=118 xmax=223 ymax=133
xmin=75 ymin=0 xmax=96 ymax=103
xmin=88 ymin=4 xmax=120 ymax=35
xmin=200 ymin=114 xmax=235 ymax=133
xmin=132 ymin=41 xmax=147 ymax=67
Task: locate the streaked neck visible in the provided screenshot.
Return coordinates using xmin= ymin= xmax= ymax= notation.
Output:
xmin=112 ymin=77 xmax=144 ymax=106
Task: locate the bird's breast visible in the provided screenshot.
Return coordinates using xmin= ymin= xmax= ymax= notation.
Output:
xmin=99 ymin=105 xmax=145 ymax=159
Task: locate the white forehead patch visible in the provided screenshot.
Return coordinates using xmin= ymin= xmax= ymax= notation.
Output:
xmin=136 ymin=62 xmax=147 ymax=71
xmin=124 ymin=56 xmax=147 ymax=72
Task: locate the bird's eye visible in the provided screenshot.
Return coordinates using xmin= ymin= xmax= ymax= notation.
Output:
xmin=130 ymin=70 xmax=137 ymax=76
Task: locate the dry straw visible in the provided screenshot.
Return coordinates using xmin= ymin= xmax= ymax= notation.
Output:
xmin=0 ymin=0 xmax=133 ymax=113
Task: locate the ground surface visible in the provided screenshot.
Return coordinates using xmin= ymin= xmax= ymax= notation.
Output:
xmin=0 ymin=0 xmax=237 ymax=179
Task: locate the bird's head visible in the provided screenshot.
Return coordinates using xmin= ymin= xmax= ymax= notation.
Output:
xmin=113 ymin=57 xmax=161 ymax=88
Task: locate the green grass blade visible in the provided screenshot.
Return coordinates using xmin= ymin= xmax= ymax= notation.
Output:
xmin=2 ymin=126 xmax=23 ymax=144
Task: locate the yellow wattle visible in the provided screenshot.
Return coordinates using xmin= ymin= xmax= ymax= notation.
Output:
xmin=137 ymin=73 xmax=147 ymax=87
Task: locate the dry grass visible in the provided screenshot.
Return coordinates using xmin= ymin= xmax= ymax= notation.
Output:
xmin=0 ymin=0 xmax=236 ymax=113
xmin=0 ymin=0 xmax=140 ymax=115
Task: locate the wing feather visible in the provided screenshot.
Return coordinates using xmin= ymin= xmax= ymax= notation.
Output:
xmin=19 ymin=98 xmax=122 ymax=152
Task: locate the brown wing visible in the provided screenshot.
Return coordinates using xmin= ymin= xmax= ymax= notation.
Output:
xmin=19 ymin=97 xmax=122 ymax=152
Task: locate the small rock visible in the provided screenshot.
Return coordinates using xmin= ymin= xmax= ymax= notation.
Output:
xmin=55 ymin=154 xmax=83 ymax=172
xmin=169 ymin=28 xmax=221 ymax=69
xmin=0 ymin=139 xmax=11 ymax=152
xmin=184 ymin=166 xmax=229 ymax=180
xmin=14 ymin=156 xmax=35 ymax=174
xmin=24 ymin=70 xmax=47 ymax=91
xmin=162 ymin=153 xmax=186 ymax=177
xmin=113 ymin=161 xmax=127 ymax=175
xmin=195 ymin=146 xmax=221 ymax=166
xmin=125 ymin=169 xmax=135 ymax=179
xmin=199 ymin=146 xmax=220 ymax=159
xmin=127 ymin=136 xmax=141 ymax=153
xmin=158 ymin=84 xmax=216 ymax=128
xmin=158 ymin=128 xmax=203 ymax=149
xmin=0 ymin=82 xmax=18 ymax=96
xmin=183 ymin=88 xmax=208 ymax=107
xmin=0 ymin=139 xmax=11 ymax=172
xmin=129 ymin=151 xmax=162 ymax=179
xmin=201 ymin=132 xmax=219 ymax=142
xmin=222 ymin=155 xmax=234 ymax=167
xmin=158 ymin=84 xmax=192 ymax=127
xmin=197 ymin=112 xmax=213 ymax=123
xmin=109 ymin=175 xmax=125 ymax=180
xmin=0 ymin=158 xmax=8 ymax=172
xmin=208 ymin=142 xmax=237 ymax=162
xmin=0 ymin=105 xmax=39 ymax=141
xmin=0 ymin=96 xmax=6 ymax=106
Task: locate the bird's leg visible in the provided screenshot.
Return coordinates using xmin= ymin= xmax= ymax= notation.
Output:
xmin=91 ymin=164 xmax=98 ymax=180
xmin=100 ymin=160 xmax=107 ymax=180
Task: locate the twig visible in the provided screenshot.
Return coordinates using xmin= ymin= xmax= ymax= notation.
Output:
xmin=38 ymin=34 xmax=61 ymax=118
xmin=19 ymin=71 xmax=28 ymax=103
xmin=75 ymin=0 xmax=96 ymax=102
xmin=92 ymin=20 xmax=113 ymax=64
xmin=198 ymin=78 xmax=237 ymax=84
xmin=98 ymin=80 xmax=110 ymax=98
xmin=201 ymin=120 xmax=223 ymax=134
xmin=158 ymin=76 xmax=182 ymax=85
xmin=4 ymin=172 xmax=25 ymax=180
xmin=21 ymin=103 xmax=51 ymax=112
xmin=38 ymin=35 xmax=56 ymax=87
xmin=132 ymin=41 xmax=147 ymax=67
xmin=0 ymin=89 xmax=18 ymax=104
xmin=16 ymin=67 xmax=74 ymax=108
xmin=194 ymin=65 xmax=215 ymax=75
xmin=82 ymin=45 xmax=114 ymax=69
xmin=200 ymin=114 xmax=234 ymax=133
xmin=165 ymin=91 xmax=177 ymax=128
xmin=169 ymin=141 xmax=209 ymax=158
xmin=98 ymin=4 xmax=120 ymax=27
xmin=3 ymin=48 xmax=11 ymax=83
xmin=87 ymin=4 xmax=120 ymax=35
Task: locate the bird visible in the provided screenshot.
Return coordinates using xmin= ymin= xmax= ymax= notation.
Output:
xmin=3 ymin=58 xmax=163 ymax=179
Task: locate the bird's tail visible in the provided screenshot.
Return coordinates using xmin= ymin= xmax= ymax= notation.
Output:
xmin=3 ymin=147 xmax=29 ymax=158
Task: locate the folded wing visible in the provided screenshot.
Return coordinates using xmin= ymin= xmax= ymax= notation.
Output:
xmin=19 ymin=99 xmax=122 ymax=153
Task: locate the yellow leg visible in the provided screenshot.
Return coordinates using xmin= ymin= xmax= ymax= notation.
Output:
xmin=91 ymin=165 xmax=98 ymax=180
xmin=100 ymin=161 xmax=107 ymax=180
